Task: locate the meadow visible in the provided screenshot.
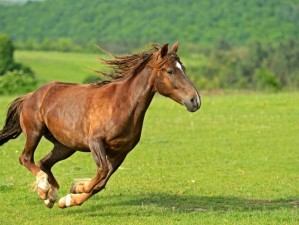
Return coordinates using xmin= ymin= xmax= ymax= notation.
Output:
xmin=0 ymin=51 xmax=298 ymax=224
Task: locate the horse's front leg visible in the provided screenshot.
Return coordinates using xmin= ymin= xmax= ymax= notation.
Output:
xmin=58 ymin=137 xmax=109 ymax=208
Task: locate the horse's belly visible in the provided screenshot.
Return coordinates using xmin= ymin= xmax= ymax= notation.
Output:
xmin=107 ymin=134 xmax=141 ymax=153
xmin=46 ymin=120 xmax=89 ymax=150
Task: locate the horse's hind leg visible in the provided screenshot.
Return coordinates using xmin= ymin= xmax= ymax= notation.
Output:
xmin=18 ymin=104 xmax=46 ymax=176
xmin=19 ymin=121 xmax=44 ymax=176
xmin=18 ymin=115 xmax=54 ymax=205
xmin=37 ymin=140 xmax=75 ymax=208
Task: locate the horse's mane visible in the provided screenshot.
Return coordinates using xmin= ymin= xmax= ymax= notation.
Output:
xmin=91 ymin=43 xmax=174 ymax=87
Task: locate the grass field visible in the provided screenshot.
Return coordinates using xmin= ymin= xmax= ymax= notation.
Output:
xmin=15 ymin=50 xmax=103 ymax=83
xmin=0 ymin=51 xmax=298 ymax=224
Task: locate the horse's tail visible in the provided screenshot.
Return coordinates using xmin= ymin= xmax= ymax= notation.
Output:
xmin=0 ymin=95 xmax=29 ymax=146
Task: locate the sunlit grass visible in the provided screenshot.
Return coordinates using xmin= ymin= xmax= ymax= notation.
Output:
xmin=0 ymin=93 xmax=298 ymax=225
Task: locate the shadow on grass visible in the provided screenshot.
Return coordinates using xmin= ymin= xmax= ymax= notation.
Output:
xmin=63 ymin=192 xmax=299 ymax=216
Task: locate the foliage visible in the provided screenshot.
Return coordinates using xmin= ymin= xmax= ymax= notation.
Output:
xmin=0 ymin=69 xmax=38 ymax=95
xmin=0 ymin=34 xmax=38 ymax=95
xmin=0 ymin=93 xmax=298 ymax=224
xmin=0 ymin=33 xmax=14 ymax=75
xmin=194 ymin=39 xmax=299 ymax=91
xmin=0 ymin=0 xmax=299 ymax=52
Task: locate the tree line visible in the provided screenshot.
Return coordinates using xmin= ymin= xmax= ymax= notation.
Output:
xmin=0 ymin=0 xmax=298 ymax=52
xmin=188 ymin=39 xmax=299 ymax=91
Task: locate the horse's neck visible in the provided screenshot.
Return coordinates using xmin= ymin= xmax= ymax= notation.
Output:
xmin=124 ymin=67 xmax=156 ymax=117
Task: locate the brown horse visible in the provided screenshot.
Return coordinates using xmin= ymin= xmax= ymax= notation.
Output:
xmin=0 ymin=42 xmax=200 ymax=208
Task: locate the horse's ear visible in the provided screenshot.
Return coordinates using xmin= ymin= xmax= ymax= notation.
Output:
xmin=160 ymin=43 xmax=168 ymax=58
xmin=171 ymin=41 xmax=179 ymax=53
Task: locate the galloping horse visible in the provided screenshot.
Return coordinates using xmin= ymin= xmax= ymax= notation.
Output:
xmin=0 ymin=42 xmax=200 ymax=208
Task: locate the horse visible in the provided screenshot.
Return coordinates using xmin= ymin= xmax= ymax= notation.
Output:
xmin=0 ymin=42 xmax=200 ymax=208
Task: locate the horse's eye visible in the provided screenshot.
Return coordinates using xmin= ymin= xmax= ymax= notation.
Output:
xmin=167 ymin=70 xmax=174 ymax=75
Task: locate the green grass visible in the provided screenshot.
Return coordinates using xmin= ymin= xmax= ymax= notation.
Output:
xmin=15 ymin=51 xmax=103 ymax=83
xmin=0 ymin=51 xmax=298 ymax=224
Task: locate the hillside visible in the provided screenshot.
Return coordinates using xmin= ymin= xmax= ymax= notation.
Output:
xmin=0 ymin=0 xmax=299 ymax=51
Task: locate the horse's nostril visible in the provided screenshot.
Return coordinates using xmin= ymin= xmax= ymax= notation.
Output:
xmin=184 ymin=96 xmax=200 ymax=112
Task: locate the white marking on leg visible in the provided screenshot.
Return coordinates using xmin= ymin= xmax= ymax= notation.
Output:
xmin=65 ymin=194 xmax=72 ymax=207
xmin=38 ymin=180 xmax=50 ymax=191
xmin=58 ymin=197 xmax=65 ymax=207
xmin=36 ymin=171 xmax=50 ymax=191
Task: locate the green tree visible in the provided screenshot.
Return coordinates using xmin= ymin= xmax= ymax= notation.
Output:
xmin=0 ymin=34 xmax=14 ymax=75
xmin=0 ymin=34 xmax=38 ymax=95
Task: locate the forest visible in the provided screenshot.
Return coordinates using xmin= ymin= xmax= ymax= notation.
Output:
xmin=1 ymin=0 xmax=299 ymax=51
xmin=0 ymin=0 xmax=299 ymax=91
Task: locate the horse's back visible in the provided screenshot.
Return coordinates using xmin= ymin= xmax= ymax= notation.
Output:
xmin=21 ymin=81 xmax=81 ymax=115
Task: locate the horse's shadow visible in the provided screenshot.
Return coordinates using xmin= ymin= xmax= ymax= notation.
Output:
xmin=62 ymin=192 xmax=298 ymax=217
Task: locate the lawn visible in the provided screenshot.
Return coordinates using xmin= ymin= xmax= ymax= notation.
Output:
xmin=0 ymin=51 xmax=298 ymax=224
xmin=15 ymin=50 xmax=103 ymax=83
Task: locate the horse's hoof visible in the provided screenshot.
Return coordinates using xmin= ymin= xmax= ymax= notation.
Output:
xmin=44 ymin=199 xmax=55 ymax=208
xmin=58 ymin=194 xmax=73 ymax=208
xmin=43 ymin=186 xmax=58 ymax=208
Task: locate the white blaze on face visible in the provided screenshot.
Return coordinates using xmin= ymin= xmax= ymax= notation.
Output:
xmin=176 ymin=61 xmax=201 ymax=107
xmin=176 ymin=61 xmax=183 ymax=72
xmin=176 ymin=61 xmax=188 ymax=79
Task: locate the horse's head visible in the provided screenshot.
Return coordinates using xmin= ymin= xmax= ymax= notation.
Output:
xmin=152 ymin=42 xmax=201 ymax=112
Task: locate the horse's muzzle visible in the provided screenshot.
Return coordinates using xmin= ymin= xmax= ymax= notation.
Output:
xmin=184 ymin=95 xmax=201 ymax=112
